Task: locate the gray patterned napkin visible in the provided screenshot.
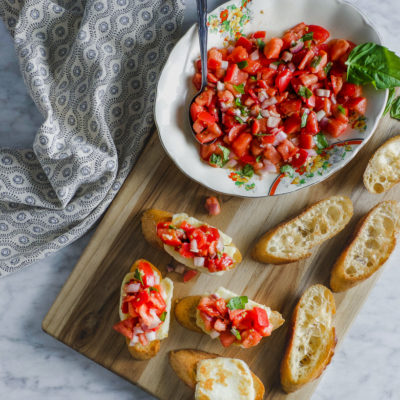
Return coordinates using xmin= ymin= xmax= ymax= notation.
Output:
xmin=0 ymin=0 xmax=185 ymax=277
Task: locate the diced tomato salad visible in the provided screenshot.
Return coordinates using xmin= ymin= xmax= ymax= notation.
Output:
xmin=156 ymin=220 xmax=233 ymax=273
xmin=197 ymin=294 xmax=272 ymax=348
xmin=113 ymin=261 xmax=167 ymax=346
xmin=190 ymin=23 xmax=366 ymax=173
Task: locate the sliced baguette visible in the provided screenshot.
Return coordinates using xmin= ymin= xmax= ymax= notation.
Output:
xmin=280 ymin=284 xmax=336 ymax=393
xmin=330 ymin=200 xmax=400 ymax=292
xmin=141 ymin=209 xmax=242 ymax=274
xmin=169 ymin=349 xmax=265 ymax=400
xmin=118 ymin=259 xmax=173 ymax=360
xmin=363 ymin=135 xmax=400 ymax=194
xmin=174 ymin=292 xmax=284 ymax=338
xmin=252 ymin=196 xmax=353 ymax=264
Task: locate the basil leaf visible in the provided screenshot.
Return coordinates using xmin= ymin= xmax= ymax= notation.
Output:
xmin=250 ymin=75 xmax=257 ymax=81
xmin=314 ymin=133 xmax=329 ymax=150
xmin=237 ymin=60 xmax=248 ymax=69
xmin=218 ymin=145 xmax=230 ymax=164
xmin=210 ymin=153 xmax=223 ymax=167
xmin=256 ymin=155 xmax=262 ymax=162
xmin=301 ymin=111 xmax=309 ymax=128
xmin=235 ymin=116 xmax=246 ymax=124
xmin=337 ymin=104 xmax=346 ymax=115
xmin=390 ymin=96 xmax=400 ymax=120
xmin=231 ymin=327 xmax=242 ymax=341
xmin=233 ymin=83 xmax=245 ymax=94
xmin=149 ymin=287 xmax=159 ymax=292
xmin=384 ymin=87 xmax=396 ymax=115
xmin=310 ymin=55 xmax=322 ymax=69
xmin=234 ymin=97 xmax=242 ymax=107
xmin=241 ymin=164 xmax=254 ymax=178
xmin=300 ymin=32 xmax=313 ymax=42
xmin=134 ymin=269 xmax=143 ymax=285
xmin=280 ymin=164 xmax=294 ymax=177
xmin=226 ymin=296 xmax=248 ymax=310
xmin=160 ymin=311 xmax=167 ymax=322
xmin=298 ymin=86 xmax=312 ymax=99
xmin=324 ymin=61 xmax=332 ymax=75
xmin=346 ymin=42 xmax=400 ymax=89
xmin=256 ymin=38 xmax=265 ymax=51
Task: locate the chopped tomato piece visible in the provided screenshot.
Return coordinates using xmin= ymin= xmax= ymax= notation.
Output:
xmin=205 ymin=196 xmax=221 ymax=216
xmin=241 ymin=59 xmax=262 ymax=74
xmin=207 ymin=48 xmax=223 ymax=70
xmin=263 ymin=144 xmax=282 ymax=164
xmin=251 ymin=307 xmax=270 ymax=330
xmin=253 ymin=30 xmax=266 ymax=39
xmin=315 ymin=97 xmax=332 ymax=116
xmin=298 ymin=49 xmax=314 ymax=70
xmin=290 ymin=148 xmax=309 ymax=167
xmin=277 ymin=139 xmax=298 ymax=161
xmin=307 ymin=25 xmax=330 ymax=44
xmin=113 ymin=318 xmax=134 ymax=340
xmin=298 ymin=134 xmax=314 ymax=149
xmin=330 ymin=75 xmax=343 ymax=95
xmin=284 ymin=114 xmax=301 ymax=134
xmin=195 ymin=90 xmax=214 ymax=107
xmin=329 ymin=39 xmax=350 ymax=61
xmin=224 ymin=64 xmax=248 ymax=85
xmin=241 ymin=329 xmax=263 ymax=348
xmin=183 ymin=270 xmax=198 ymax=283
xmin=339 ymin=82 xmax=362 ymax=99
xmin=219 ymin=332 xmax=237 ymax=347
xmin=324 ymin=117 xmax=348 ymax=138
xmin=157 ymin=227 xmax=182 ymax=246
xmin=279 ymin=99 xmax=302 ymax=116
xmin=276 ymin=69 xmax=293 ymax=92
xmin=303 ymin=111 xmax=319 ymax=135
xmin=228 ymin=46 xmax=249 ymax=63
xmin=264 ymin=38 xmax=283 ymax=59
xmin=232 ymin=132 xmax=253 ymax=158
xmin=346 ymin=97 xmax=367 ymax=115
xmin=236 ymin=36 xmax=253 ymax=52
xmin=299 ymin=74 xmax=318 ymax=87
xmin=197 ymin=111 xmax=216 ymax=125
xmin=190 ymin=103 xmax=204 ymax=121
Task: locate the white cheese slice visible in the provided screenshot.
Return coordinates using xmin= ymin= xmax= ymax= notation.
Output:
xmin=196 ymin=287 xmax=272 ymax=347
xmin=195 ymin=357 xmax=255 ymax=400
xmin=163 ymin=213 xmax=237 ymax=275
xmin=119 ymin=271 xmax=173 ymax=342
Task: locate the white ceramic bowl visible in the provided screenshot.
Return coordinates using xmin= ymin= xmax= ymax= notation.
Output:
xmin=155 ymin=0 xmax=387 ymax=197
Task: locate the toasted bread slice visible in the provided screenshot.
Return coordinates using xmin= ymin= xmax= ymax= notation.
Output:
xmin=118 ymin=259 xmax=173 ymax=360
xmin=330 ymin=201 xmax=400 ymax=292
xmin=363 ymin=135 xmax=400 ymax=194
xmin=280 ymin=284 xmax=336 ymax=393
xmin=169 ymin=349 xmax=265 ymax=400
xmin=252 ymin=196 xmax=353 ymax=264
xmin=141 ymin=209 xmax=242 ymax=275
xmin=174 ymin=292 xmax=284 ymax=337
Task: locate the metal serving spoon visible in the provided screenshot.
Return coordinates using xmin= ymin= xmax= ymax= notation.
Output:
xmin=189 ymin=0 xmax=216 ymax=145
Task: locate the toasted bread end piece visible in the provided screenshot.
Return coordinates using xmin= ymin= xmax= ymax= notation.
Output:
xmin=125 ymin=337 xmax=161 ymax=360
xmin=141 ymin=209 xmax=173 ymax=249
xmin=169 ymin=349 xmax=265 ymax=400
xmin=174 ymin=296 xmax=203 ymax=333
xmin=280 ymin=284 xmax=336 ymax=393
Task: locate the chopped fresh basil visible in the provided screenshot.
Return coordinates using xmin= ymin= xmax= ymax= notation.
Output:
xmin=300 ymin=32 xmax=314 ymax=42
xmin=210 ymin=153 xmax=223 ymax=167
xmin=314 ymin=133 xmax=329 ymax=150
xmin=226 ymin=296 xmax=248 ymax=310
xmin=255 ymin=133 xmax=267 ymax=137
xmin=233 ymin=83 xmax=245 ymax=94
xmin=256 ymin=155 xmax=262 ymax=162
xmin=384 ymin=87 xmax=396 ymax=115
xmin=235 ymin=116 xmax=246 ymax=124
xmin=346 ymin=42 xmax=400 ymax=89
xmin=271 ymin=60 xmax=284 ymax=67
xmin=250 ymin=75 xmax=257 ymax=81
xmin=280 ymin=164 xmax=295 ymax=177
xmin=231 ymin=327 xmax=242 ymax=341
xmin=298 ymin=86 xmax=313 ymax=99
xmin=149 ymin=287 xmax=159 ymax=292
xmin=160 ymin=311 xmax=167 ymax=322
xmin=256 ymin=38 xmax=265 ymax=51
xmin=324 ymin=61 xmax=333 ymax=75
xmin=237 ymin=60 xmax=248 ymax=69
xmin=241 ymin=164 xmax=254 ymax=178
xmin=337 ymin=104 xmax=346 ymax=115
xmin=134 ymin=268 xmax=143 ymax=285
xmin=218 ymin=145 xmax=230 ymax=164
xmin=256 ymin=113 xmax=263 ymax=120
xmin=301 ymin=111 xmax=309 ymax=128
xmin=310 ymin=55 xmax=322 ymax=69
xmin=390 ymin=96 xmax=400 ymax=120
xmin=168 ymin=225 xmax=176 ymax=229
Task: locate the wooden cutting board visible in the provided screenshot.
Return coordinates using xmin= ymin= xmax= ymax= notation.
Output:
xmin=43 ymin=113 xmax=399 ymax=400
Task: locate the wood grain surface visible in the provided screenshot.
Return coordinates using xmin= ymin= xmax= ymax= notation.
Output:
xmin=43 ymin=113 xmax=399 ymax=400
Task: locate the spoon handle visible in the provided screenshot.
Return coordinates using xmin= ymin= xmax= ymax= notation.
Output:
xmin=196 ymin=0 xmax=208 ymax=90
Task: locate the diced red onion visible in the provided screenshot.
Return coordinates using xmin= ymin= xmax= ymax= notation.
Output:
xmin=220 ymin=60 xmax=229 ymax=69
xmin=190 ymin=239 xmax=199 ymax=253
xmin=267 ymin=116 xmax=281 ymax=128
xmin=233 ymin=108 xmax=241 ymax=116
xmin=258 ymin=89 xmax=268 ymax=103
xmin=133 ymin=326 xmax=144 ymax=335
xmin=316 ymin=110 xmax=326 ymax=121
xmin=288 ymin=62 xmax=296 ymax=72
xmin=194 ymin=257 xmax=205 ymax=267
xmin=291 ymin=137 xmax=299 ymax=146
xmin=174 ymin=264 xmax=186 ymax=274
xmin=219 ymin=102 xmax=229 ymax=112
xmin=226 ymin=159 xmax=238 ymax=168
xmin=145 ymin=330 xmax=157 ymax=342
xmin=146 ymin=275 xmax=155 ymax=287
xmin=126 ymin=282 xmax=141 ymax=293
xmin=259 ymin=159 xmax=278 ymax=174
xmin=262 ymin=97 xmax=277 ymax=109
xmin=217 ymin=81 xmax=225 ymax=91
xmin=129 ymin=335 xmax=139 ymax=345
xmin=290 ymin=41 xmax=304 ymax=53
xmin=269 ymin=62 xmax=278 ymax=70
xmin=261 ymin=109 xmax=270 ymax=118
xmin=227 ymin=46 xmax=234 ymax=54
xmin=250 ymin=50 xmax=260 ymax=60
xmin=331 ymin=95 xmax=337 ymax=104
xmin=306 ymin=149 xmax=317 ymax=157
xmin=281 ymin=51 xmax=293 ymax=62
xmin=316 ymin=88 xmax=331 ymax=97
xmin=269 ymin=110 xmax=281 ymax=118
xmin=272 ymin=130 xmax=287 ymax=146
xmin=166 ymin=264 xmax=174 ymax=273
xmin=209 ymin=330 xmax=220 ymax=339
xmin=147 ymin=312 xmax=161 ymax=329
xmin=216 ymin=238 xmax=224 ymax=253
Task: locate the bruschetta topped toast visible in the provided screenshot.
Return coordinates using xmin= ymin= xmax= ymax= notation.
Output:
xmin=174 ymin=286 xmax=284 ymax=348
xmin=113 ymin=259 xmax=173 ymax=360
xmin=169 ymin=349 xmax=265 ymax=400
xmin=141 ymin=209 xmax=242 ymax=275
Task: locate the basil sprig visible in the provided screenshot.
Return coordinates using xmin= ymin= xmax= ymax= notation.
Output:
xmin=226 ymin=296 xmax=248 ymax=310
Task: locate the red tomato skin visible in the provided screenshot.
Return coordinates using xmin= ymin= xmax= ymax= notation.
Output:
xmin=298 ymin=134 xmax=314 ymax=149
xmin=224 ymin=64 xmax=248 ymax=85
xmin=232 ymin=133 xmax=253 ymax=158
xmin=228 ymin=46 xmax=249 ymax=63
xmin=263 ymin=144 xmax=282 ymax=164
xmin=183 ymin=270 xmax=198 ymax=283
xmin=307 ymin=25 xmax=330 ymax=44
xmin=277 ymin=139 xmax=298 ymax=161
xmin=264 ymin=38 xmax=283 ymax=59
xmin=236 ymin=36 xmax=253 ymax=52
xmin=190 ymin=103 xmax=204 ymax=121
xmin=290 ymin=148 xmax=309 ymax=167
xmin=324 ymin=118 xmax=348 ymax=138
xmin=113 ymin=318 xmax=134 ymax=340
xmin=219 ymin=332 xmax=237 ymax=347
xmin=275 ymin=69 xmax=293 ymax=92
xmin=303 ymin=111 xmax=319 ymax=135
xmin=205 ymin=196 xmax=221 ymax=216
xmin=279 ymin=99 xmax=302 ymax=116
xmin=346 ymin=97 xmax=367 ymax=115
xmin=284 ymin=114 xmax=301 ymax=134
xmin=253 ymin=30 xmax=266 ymax=39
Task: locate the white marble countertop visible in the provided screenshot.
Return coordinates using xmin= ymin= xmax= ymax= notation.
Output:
xmin=1 ymin=1 xmax=400 ymax=399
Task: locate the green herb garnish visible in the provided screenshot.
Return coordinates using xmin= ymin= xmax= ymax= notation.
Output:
xmin=324 ymin=61 xmax=333 ymax=75
xmin=298 ymin=86 xmax=313 ymax=99
xmin=390 ymin=96 xmax=400 ymax=120
xmin=218 ymin=145 xmax=230 ymax=164
xmin=210 ymin=153 xmax=223 ymax=167
xmin=149 ymin=287 xmax=159 ymax=292
xmin=235 ymin=116 xmax=246 ymax=124
xmin=231 ymin=327 xmax=242 ymax=341
xmin=160 ymin=312 xmax=167 ymax=322
xmin=301 ymin=111 xmax=309 ymax=128
xmin=250 ymin=75 xmax=257 ymax=81
xmin=134 ymin=269 xmax=143 ymax=285
xmin=256 ymin=38 xmax=265 ymax=50
xmin=233 ymin=83 xmax=245 ymax=94
xmin=280 ymin=164 xmax=295 ymax=177
xmin=314 ymin=133 xmax=329 ymax=150
xmin=384 ymin=87 xmax=396 ymax=115
xmin=300 ymin=32 xmax=314 ymax=42
xmin=337 ymin=104 xmax=346 ymax=115
xmin=226 ymin=296 xmax=248 ymax=310
xmin=237 ymin=60 xmax=248 ymax=69
xmin=241 ymin=164 xmax=254 ymax=178
xmin=310 ymin=55 xmax=322 ymax=69
xmin=256 ymin=155 xmax=262 ymax=162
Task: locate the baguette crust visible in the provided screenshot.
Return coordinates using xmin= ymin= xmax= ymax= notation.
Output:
xmin=120 ymin=259 xmax=165 ymax=360
xmin=141 ymin=208 xmax=242 ymax=273
xmin=174 ymin=295 xmax=284 ymax=335
xmin=169 ymin=349 xmax=265 ymax=400
xmin=252 ymin=196 xmax=353 ymax=264
xmin=330 ymin=201 xmax=400 ymax=292
xmin=363 ymin=135 xmax=400 ymax=194
xmin=280 ymin=284 xmax=336 ymax=393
